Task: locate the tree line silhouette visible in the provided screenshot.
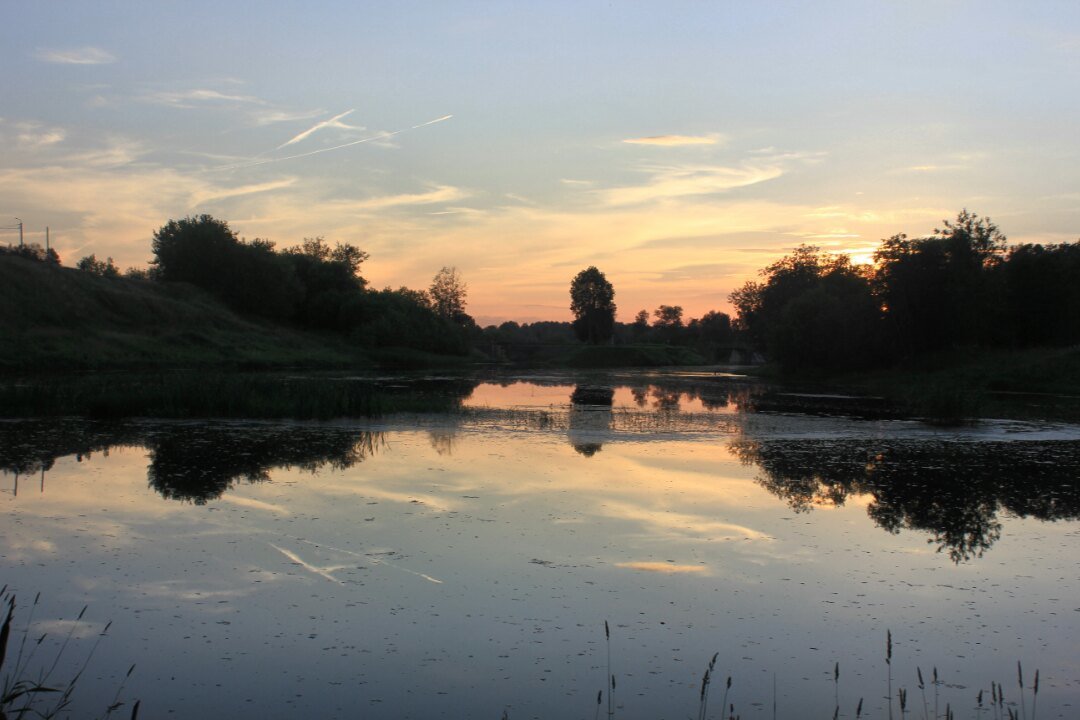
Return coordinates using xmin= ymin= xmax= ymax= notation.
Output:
xmin=147 ymin=215 xmax=475 ymax=355
xmin=730 ymin=210 xmax=1080 ymax=371
xmin=6 ymin=209 xmax=1077 ymax=368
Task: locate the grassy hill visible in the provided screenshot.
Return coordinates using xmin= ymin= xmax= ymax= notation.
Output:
xmin=0 ymin=255 xmax=366 ymax=371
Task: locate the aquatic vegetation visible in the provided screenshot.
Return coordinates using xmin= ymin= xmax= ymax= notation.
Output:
xmin=0 ymin=371 xmax=474 ymax=419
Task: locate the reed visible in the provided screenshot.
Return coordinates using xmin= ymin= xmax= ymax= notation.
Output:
xmin=1017 ymin=662 xmax=1025 ymax=720
xmin=834 ymin=661 xmax=840 ymax=717
xmin=697 ymin=652 xmax=719 ymax=720
xmin=0 ymin=372 xmax=468 ymax=419
xmin=718 ymin=674 xmax=731 ymax=720
xmin=1032 ymin=669 xmax=1039 ymax=720
xmin=933 ymin=666 xmax=939 ymax=720
xmin=0 ymin=591 xmax=139 ymax=720
xmin=604 ymin=620 xmax=613 ymax=719
xmin=887 ymin=629 xmax=893 ymax=720
xmin=916 ymin=667 xmax=928 ymax=720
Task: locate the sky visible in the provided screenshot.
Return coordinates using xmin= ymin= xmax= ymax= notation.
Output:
xmin=2 ymin=1 xmax=1079 ymax=325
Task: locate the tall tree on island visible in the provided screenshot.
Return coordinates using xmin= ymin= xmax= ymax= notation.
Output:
xmin=569 ymin=266 xmax=616 ymax=344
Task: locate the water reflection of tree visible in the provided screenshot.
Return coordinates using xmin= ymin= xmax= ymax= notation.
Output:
xmin=0 ymin=420 xmax=144 ymax=476
xmin=0 ymin=420 xmax=383 ymax=505
xmin=569 ymin=385 xmax=614 ymax=457
xmin=428 ymin=428 xmax=457 ymax=456
xmin=147 ymin=425 xmax=384 ymax=504
xmin=732 ymin=438 xmax=1080 ymax=562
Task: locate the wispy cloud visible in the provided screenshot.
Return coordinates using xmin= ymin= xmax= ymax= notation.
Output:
xmin=348 ymin=185 xmax=468 ymax=212
xmin=252 ymin=108 xmax=325 ymax=126
xmin=653 ymin=262 xmax=747 ymax=281
xmin=897 ymin=164 xmax=965 ymax=173
xmin=632 ymin=230 xmax=795 ymax=251
xmin=147 ymin=88 xmax=266 ymax=108
xmin=614 ymin=561 xmax=708 ymax=574
xmin=35 ymin=46 xmax=116 ymax=65
xmin=623 ymin=134 xmax=722 ymax=147
xmin=190 ymin=178 xmax=297 ymax=207
xmin=601 ymin=163 xmax=782 ymax=206
xmin=11 ymin=122 xmax=65 ymax=149
xmin=277 ymin=109 xmax=364 ymax=149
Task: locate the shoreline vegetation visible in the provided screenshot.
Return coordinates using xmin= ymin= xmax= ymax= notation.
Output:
xmin=2 ymin=210 xmax=1079 ymax=421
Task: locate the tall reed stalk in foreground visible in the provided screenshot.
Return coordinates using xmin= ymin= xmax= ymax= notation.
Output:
xmin=887 ymin=629 xmax=893 ymax=720
xmin=1016 ymin=662 xmax=1024 ymax=720
xmin=1031 ymin=669 xmax=1039 ymax=720
xmin=604 ymin=620 xmax=614 ymax=719
xmin=833 ymin=661 xmax=839 ymax=719
xmin=719 ymin=674 xmax=731 ymax=720
xmin=0 ymin=590 xmax=138 ymax=720
xmin=933 ymin=666 xmax=940 ymax=720
xmin=697 ymin=652 xmax=718 ymax=720
xmin=916 ymin=667 xmax=928 ymax=720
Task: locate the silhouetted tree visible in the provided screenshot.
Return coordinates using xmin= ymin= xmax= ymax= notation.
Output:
xmin=652 ymin=305 xmax=684 ymax=343
xmin=282 ymin=236 xmax=368 ymax=328
xmin=874 ymin=210 xmax=1006 ymax=354
xmin=76 ymin=254 xmax=120 ymax=278
xmin=569 ymin=266 xmax=616 ymax=344
xmin=1000 ymin=241 xmax=1080 ymax=346
xmin=340 ymin=287 xmax=469 ymax=355
xmin=730 ymin=245 xmax=883 ymax=370
xmin=150 ymin=214 xmax=301 ymax=321
xmin=429 ymin=266 xmax=469 ymax=324
xmin=686 ymin=310 xmax=733 ymax=360
xmin=1 ymin=242 xmax=60 ymax=265
xmin=693 ymin=310 xmax=732 ymax=345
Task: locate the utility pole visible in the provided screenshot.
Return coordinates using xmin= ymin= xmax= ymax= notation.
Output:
xmin=46 ymin=226 xmax=50 ymax=252
xmin=15 ymin=217 xmax=23 ymax=246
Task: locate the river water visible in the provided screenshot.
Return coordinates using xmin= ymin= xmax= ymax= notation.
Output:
xmin=2 ymin=371 xmax=1078 ymax=718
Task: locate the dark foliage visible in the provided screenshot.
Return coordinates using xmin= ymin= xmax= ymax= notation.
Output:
xmin=999 ymin=241 xmax=1080 ymax=346
xmin=570 ymin=266 xmax=616 ymax=344
xmin=76 ymin=254 xmax=120 ymax=278
xmin=1 ymin=242 xmax=60 ymax=265
xmin=731 ymin=246 xmax=883 ymax=371
xmin=730 ymin=210 xmax=1080 ymax=373
xmin=150 ymin=214 xmax=301 ymax=321
xmin=282 ymin=236 xmax=369 ymax=329
xmin=147 ymin=215 xmax=470 ymax=356
xmin=342 ymin=287 xmax=470 ymax=355
xmin=873 ymin=210 xmax=1007 ymax=354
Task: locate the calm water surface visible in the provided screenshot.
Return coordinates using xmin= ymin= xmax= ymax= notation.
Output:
xmin=2 ymin=372 xmax=1078 ymax=718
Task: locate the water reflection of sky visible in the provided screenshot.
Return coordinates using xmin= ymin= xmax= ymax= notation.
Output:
xmin=2 ymin=410 xmax=1079 ymax=718
xmin=463 ymin=378 xmax=739 ymax=414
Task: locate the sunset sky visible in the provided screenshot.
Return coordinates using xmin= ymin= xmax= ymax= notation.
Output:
xmin=3 ymin=1 xmax=1078 ymax=325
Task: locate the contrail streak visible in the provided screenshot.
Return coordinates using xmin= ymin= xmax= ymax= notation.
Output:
xmin=277 ymin=109 xmax=360 ymax=149
xmin=295 ymin=537 xmax=444 ymax=585
xmin=212 ymin=114 xmax=453 ymax=172
xmin=270 ymin=543 xmax=346 ymax=584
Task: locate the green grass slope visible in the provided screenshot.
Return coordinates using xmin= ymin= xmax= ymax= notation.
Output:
xmin=0 ymin=256 xmax=365 ymax=370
